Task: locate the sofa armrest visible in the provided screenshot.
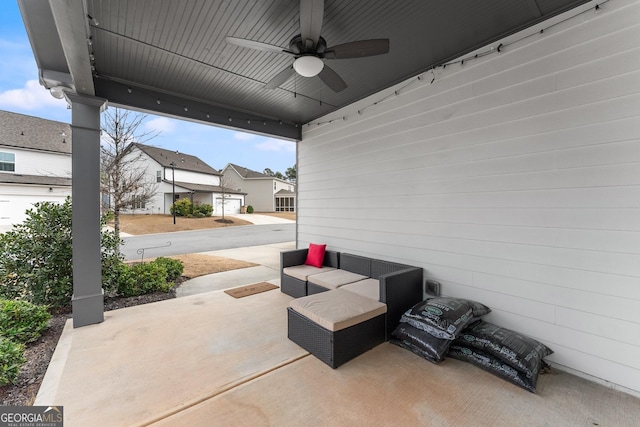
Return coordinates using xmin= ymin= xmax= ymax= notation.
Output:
xmin=379 ymin=267 xmax=423 ymax=340
xmin=281 ymin=249 xmax=309 ymax=269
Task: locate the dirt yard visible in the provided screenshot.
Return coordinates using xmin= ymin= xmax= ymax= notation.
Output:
xmin=111 ymin=212 xmax=295 ymax=235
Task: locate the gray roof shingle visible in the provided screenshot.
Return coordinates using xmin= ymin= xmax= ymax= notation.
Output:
xmin=227 ymin=163 xmax=271 ymax=179
xmin=134 ymin=143 xmax=220 ymax=176
xmin=0 ymin=110 xmax=71 ymax=154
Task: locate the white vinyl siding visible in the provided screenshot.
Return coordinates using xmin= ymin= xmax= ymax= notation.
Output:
xmin=297 ymin=0 xmax=640 ymax=395
xmin=1 ymin=148 xmax=71 ymax=177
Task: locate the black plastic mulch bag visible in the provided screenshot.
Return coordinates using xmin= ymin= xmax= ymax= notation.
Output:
xmin=401 ymin=297 xmax=489 ymax=340
xmin=390 ymin=323 xmax=452 ymax=363
xmin=448 ymin=344 xmax=538 ymax=393
xmin=454 ymin=320 xmax=553 ymax=378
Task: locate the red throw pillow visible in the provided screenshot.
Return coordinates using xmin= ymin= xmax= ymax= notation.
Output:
xmin=305 ymin=243 xmax=326 ymax=268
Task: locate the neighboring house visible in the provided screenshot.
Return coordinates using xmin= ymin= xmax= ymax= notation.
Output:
xmin=222 ymin=163 xmax=295 ymax=212
xmin=119 ymin=143 xmax=245 ymax=215
xmin=0 ymin=110 xmax=72 ymax=228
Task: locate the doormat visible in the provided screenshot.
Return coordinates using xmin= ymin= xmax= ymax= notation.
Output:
xmin=224 ymin=282 xmax=279 ymax=298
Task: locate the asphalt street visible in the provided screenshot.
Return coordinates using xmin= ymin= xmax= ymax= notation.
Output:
xmin=120 ymin=223 xmax=295 ymax=261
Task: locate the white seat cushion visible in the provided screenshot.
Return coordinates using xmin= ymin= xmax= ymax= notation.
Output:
xmin=289 ymin=289 xmax=387 ymax=332
xmin=307 ymin=269 xmax=367 ymax=290
xmin=340 ymin=278 xmax=380 ymax=301
xmin=283 ymin=265 xmax=336 ymax=282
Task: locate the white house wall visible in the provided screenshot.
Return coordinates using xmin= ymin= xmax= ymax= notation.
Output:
xmin=121 ymin=150 xmax=162 ymax=214
xmin=298 ymin=0 xmax=640 ymax=395
xmin=7 ymin=147 xmax=71 ymax=177
xmin=224 ymin=172 xmax=272 ymax=211
xmin=168 ymin=168 xmax=220 ymax=186
xmin=275 ymin=180 xmax=294 ymax=193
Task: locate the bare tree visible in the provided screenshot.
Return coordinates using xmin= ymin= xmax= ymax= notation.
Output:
xmin=217 ymin=175 xmax=235 ymax=222
xmin=100 ymin=108 xmax=159 ymax=246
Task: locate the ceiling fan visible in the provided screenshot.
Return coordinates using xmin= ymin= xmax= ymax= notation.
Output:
xmin=225 ymin=0 xmax=390 ymax=93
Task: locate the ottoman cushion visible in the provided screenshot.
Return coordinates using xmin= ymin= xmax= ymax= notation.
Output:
xmin=289 ymin=289 xmax=386 ymax=332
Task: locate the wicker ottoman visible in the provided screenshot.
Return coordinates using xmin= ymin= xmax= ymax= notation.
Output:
xmin=287 ymin=289 xmax=387 ymax=368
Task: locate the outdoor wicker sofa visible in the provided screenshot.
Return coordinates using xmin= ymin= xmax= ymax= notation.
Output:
xmin=282 ymin=249 xmax=424 ymax=368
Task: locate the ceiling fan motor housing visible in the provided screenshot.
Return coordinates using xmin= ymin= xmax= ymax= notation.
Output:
xmin=289 ymin=34 xmax=327 ymax=56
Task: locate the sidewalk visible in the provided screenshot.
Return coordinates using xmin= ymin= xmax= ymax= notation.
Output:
xmin=176 ymin=241 xmax=295 ymax=297
xmin=227 ymin=213 xmax=295 ymax=225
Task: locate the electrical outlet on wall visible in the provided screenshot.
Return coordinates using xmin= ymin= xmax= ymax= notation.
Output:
xmin=425 ymin=279 xmax=441 ymax=296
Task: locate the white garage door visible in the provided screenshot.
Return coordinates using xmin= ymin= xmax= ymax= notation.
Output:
xmin=0 ymin=194 xmax=68 ymax=228
xmin=215 ymin=198 xmax=241 ymax=215
xmin=0 ymin=196 xmax=38 ymax=227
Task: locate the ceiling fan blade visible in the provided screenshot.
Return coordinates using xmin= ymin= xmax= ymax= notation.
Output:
xmin=264 ymin=65 xmax=296 ymax=89
xmin=318 ymin=64 xmax=347 ymax=93
xmin=225 ymin=37 xmax=289 ymax=55
xmin=324 ymin=39 xmax=390 ymax=59
xmin=299 ymin=0 xmax=324 ymax=49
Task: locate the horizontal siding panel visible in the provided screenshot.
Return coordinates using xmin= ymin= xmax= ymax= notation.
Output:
xmin=444 ymin=281 xmax=557 ymax=323
xmin=470 ymin=116 xmax=640 ymax=161
xmin=472 ymin=273 xmax=640 ymax=322
xmin=300 ymin=162 xmax=640 ymax=197
xmin=298 ymin=0 xmax=640 ymax=394
xmin=300 ymin=187 xmax=640 ymax=209
xmin=555 ymin=139 xmax=640 ymax=168
xmin=555 ymin=307 xmax=640 ymax=347
xmin=300 ymin=207 xmax=640 ymax=232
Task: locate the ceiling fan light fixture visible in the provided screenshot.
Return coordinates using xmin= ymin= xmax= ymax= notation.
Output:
xmin=293 ymin=56 xmax=324 ymax=77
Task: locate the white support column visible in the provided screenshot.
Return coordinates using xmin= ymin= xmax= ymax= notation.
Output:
xmin=66 ymin=93 xmax=107 ymax=328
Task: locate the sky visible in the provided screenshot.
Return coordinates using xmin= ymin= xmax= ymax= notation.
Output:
xmin=0 ymin=1 xmax=296 ymax=175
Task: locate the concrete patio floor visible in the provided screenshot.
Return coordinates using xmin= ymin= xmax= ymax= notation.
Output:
xmin=36 ymin=244 xmax=640 ymax=426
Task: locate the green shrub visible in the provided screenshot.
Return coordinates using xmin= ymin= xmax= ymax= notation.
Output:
xmin=153 ymin=257 xmax=184 ymax=282
xmin=0 ymin=300 xmax=50 ymax=344
xmin=246 ymin=205 xmax=254 ymax=214
xmin=117 ymin=262 xmax=172 ymax=297
xmin=103 ymin=261 xmax=131 ymax=297
xmin=0 ymin=337 xmax=25 ymax=386
xmin=171 ymin=198 xmax=192 ymax=217
xmin=194 ymin=203 xmax=213 ymax=217
xmin=0 ymin=200 xmax=73 ymax=307
xmin=0 ymin=198 xmax=124 ymax=309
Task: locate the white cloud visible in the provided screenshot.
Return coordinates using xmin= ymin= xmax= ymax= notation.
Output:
xmin=233 ymin=132 xmax=256 ymax=141
xmin=255 ymin=137 xmax=296 ymax=152
xmin=0 ymin=80 xmax=67 ymax=110
xmin=144 ymin=117 xmax=176 ymax=134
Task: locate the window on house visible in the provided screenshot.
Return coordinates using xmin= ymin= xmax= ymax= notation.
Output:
xmin=131 ymin=196 xmax=146 ymax=209
xmin=0 ymin=152 xmax=15 ymax=172
xmin=156 ymin=170 xmax=162 ymax=183
xmin=275 ymin=196 xmax=295 ymax=212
